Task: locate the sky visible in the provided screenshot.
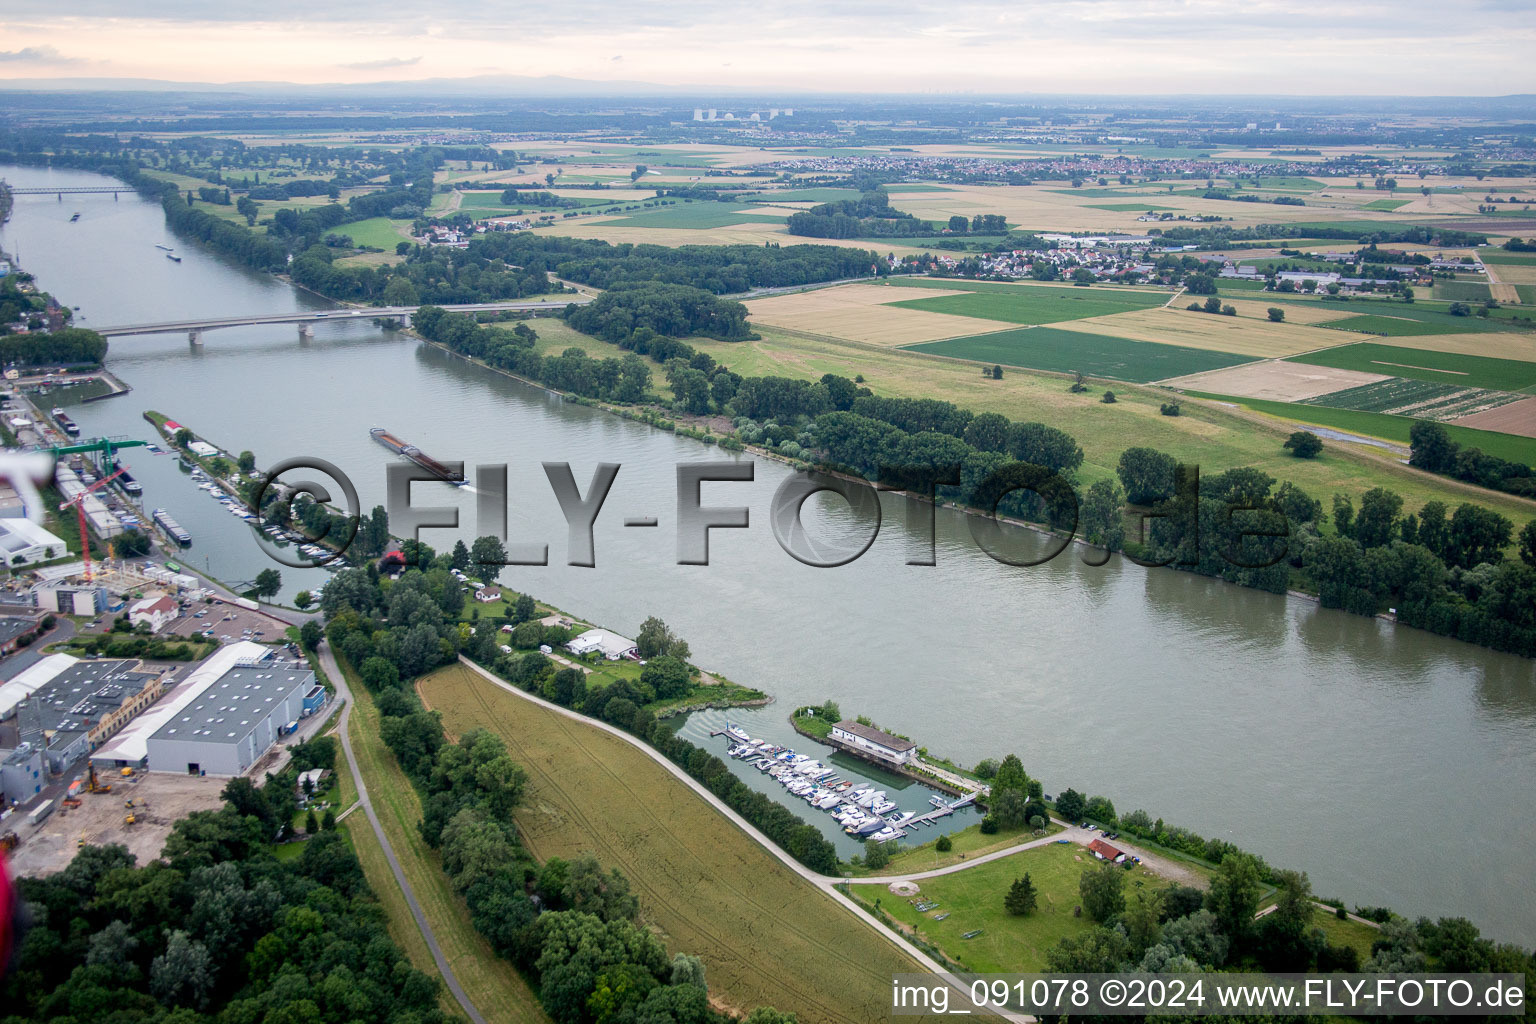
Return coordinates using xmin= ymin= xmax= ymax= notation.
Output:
xmin=0 ymin=1 xmax=1533 ymax=95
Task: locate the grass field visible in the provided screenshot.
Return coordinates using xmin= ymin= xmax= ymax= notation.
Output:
xmin=850 ymin=843 xmax=1161 ymax=973
xmin=1432 ymin=280 xmax=1494 ymax=302
xmin=1179 ymin=391 xmax=1536 ymax=465
xmin=418 ymin=663 xmax=928 ymax=1024
xmin=343 ymin=666 xmax=548 ymax=1023
xmin=745 ymin=284 xmax=1008 ymax=346
xmin=598 ymin=203 xmax=789 ymax=229
xmin=1287 ymin=342 xmax=1536 ymax=392
xmin=908 ymin=326 xmax=1256 ymax=382
xmin=852 ymin=820 xmax=1064 ymax=878
xmin=333 ymin=216 xmax=412 ymax=250
xmin=1319 ymin=311 xmax=1522 ymax=337
xmin=1363 ymin=199 xmax=1412 ymax=211
xmin=1085 ymin=203 xmax=1177 ymax=212
xmin=747 ymin=188 xmax=863 ymax=203
xmin=1479 ymin=250 xmax=1536 ymax=266
xmin=890 ymin=285 xmax=1168 ymax=326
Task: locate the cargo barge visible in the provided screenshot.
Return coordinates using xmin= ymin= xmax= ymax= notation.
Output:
xmin=50 ymin=407 xmax=80 ymax=436
xmin=113 ymin=467 xmax=142 ymax=495
xmin=370 ymin=426 xmax=466 ymax=485
xmin=152 ymin=508 xmax=191 ymax=546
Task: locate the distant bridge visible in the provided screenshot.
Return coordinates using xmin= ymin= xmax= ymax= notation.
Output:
xmin=90 ymin=300 xmax=586 ymax=344
xmin=8 ymin=186 xmax=141 ymax=196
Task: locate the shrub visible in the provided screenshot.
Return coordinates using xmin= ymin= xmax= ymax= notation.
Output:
xmin=936 ymin=834 xmax=953 ymax=853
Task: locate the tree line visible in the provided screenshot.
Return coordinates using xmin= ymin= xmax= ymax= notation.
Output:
xmin=0 ymin=326 xmax=108 ymax=366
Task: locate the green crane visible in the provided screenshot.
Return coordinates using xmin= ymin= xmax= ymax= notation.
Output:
xmin=41 ymin=435 xmax=149 ymax=473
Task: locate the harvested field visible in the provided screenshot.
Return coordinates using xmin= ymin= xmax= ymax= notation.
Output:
xmin=1367 ymin=331 xmax=1536 ymax=362
xmin=745 ymin=284 xmax=1008 ymax=345
xmin=418 ymin=664 xmax=927 ymax=1024
xmin=1163 ymin=360 xmax=1390 ymax=401
xmin=907 ymin=325 xmax=1253 ymax=382
xmin=1220 ymin=298 xmax=1366 ymax=325
xmin=1054 ymin=306 xmax=1351 ymax=358
xmin=1450 ymin=396 xmax=1536 ymax=439
xmin=1489 ymin=262 xmax=1536 ymax=286
xmin=1287 ymin=342 xmax=1536 ymax=392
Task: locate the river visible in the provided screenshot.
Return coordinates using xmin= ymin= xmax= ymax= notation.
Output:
xmin=4 ymin=165 xmax=1535 ymax=944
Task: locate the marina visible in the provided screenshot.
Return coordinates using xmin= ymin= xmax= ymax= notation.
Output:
xmin=711 ymin=721 xmax=977 ymax=845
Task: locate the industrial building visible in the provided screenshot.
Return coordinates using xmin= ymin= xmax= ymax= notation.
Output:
xmin=36 ymin=582 xmax=108 ymax=616
xmin=0 ymin=655 xmax=168 ymax=772
xmin=0 ymin=518 xmax=68 ymax=567
xmin=54 ymin=464 xmax=122 ymax=539
xmin=2 ymin=741 xmax=44 ymax=807
xmin=91 ymin=641 xmax=320 ymax=777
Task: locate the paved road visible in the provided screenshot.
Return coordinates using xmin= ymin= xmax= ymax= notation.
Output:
xmin=321 ymin=642 xmax=487 ymax=1024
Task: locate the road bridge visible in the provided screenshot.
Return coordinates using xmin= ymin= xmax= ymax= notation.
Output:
xmin=89 ymin=299 xmax=584 ymax=344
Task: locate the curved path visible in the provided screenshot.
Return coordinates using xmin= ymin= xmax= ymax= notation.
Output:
xmin=453 ymin=656 xmax=1033 ymax=1023
xmin=322 ymin=642 xmax=488 ymax=1024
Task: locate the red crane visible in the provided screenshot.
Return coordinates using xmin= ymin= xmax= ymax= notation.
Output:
xmin=58 ymin=465 xmax=126 ymax=582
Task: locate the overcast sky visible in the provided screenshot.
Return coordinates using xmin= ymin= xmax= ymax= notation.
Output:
xmin=1 ymin=1 xmax=1533 ymax=95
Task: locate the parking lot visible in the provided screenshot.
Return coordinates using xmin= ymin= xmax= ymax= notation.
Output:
xmin=6 ymin=772 xmax=227 ymax=877
xmin=165 ymin=601 xmax=288 ymax=644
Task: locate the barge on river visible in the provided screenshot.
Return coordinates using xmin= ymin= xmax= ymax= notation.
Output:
xmin=370 ymin=427 xmax=466 ymax=486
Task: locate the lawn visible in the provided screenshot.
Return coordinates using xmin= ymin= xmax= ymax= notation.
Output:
xmin=1286 ymin=342 xmax=1536 ymax=393
xmin=850 ymin=820 xmax=1064 ymax=878
xmin=343 ymin=664 xmax=549 ymax=1023
xmin=890 ymin=285 xmax=1167 ymax=326
xmin=907 ymin=326 xmax=1255 ymax=383
xmin=848 ymin=842 xmax=1161 ymax=973
xmin=1217 ymin=278 xmax=1272 ymax=291
xmin=1179 ymin=391 xmax=1536 ymax=465
xmin=418 ymin=663 xmax=924 ymax=1024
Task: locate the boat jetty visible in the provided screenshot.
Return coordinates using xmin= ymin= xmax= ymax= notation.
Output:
xmin=712 ymin=721 xmax=975 ymax=844
xmin=370 ymin=426 xmax=466 ymax=486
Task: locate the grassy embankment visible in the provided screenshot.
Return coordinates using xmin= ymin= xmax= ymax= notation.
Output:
xmin=418 ymin=662 xmax=931 ymax=1024
xmin=340 ymin=659 xmax=549 ymax=1023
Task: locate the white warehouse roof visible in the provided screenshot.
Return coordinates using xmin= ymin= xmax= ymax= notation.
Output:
xmin=90 ymin=641 xmax=272 ymax=765
xmin=0 ymin=653 xmax=81 ymax=718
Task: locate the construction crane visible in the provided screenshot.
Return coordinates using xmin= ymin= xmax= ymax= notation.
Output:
xmin=40 ymin=435 xmax=149 ymax=474
xmin=59 ymin=465 xmax=126 ymax=582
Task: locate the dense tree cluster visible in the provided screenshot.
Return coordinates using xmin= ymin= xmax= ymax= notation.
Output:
xmin=1410 ymin=420 xmax=1536 ymax=498
xmin=1 ymin=738 xmax=452 ymax=1024
xmin=0 ymin=326 xmax=108 ymax=366
xmin=566 ymin=282 xmax=752 ymax=342
xmin=413 ymin=306 xmax=653 ymax=402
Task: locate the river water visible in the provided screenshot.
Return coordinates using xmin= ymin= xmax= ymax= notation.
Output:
xmin=5 ymin=166 xmax=1535 ymax=943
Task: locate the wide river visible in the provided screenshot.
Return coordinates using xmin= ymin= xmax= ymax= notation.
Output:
xmin=5 ymin=166 xmax=1535 ymax=944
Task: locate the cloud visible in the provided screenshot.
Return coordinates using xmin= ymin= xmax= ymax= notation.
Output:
xmin=340 ymin=55 xmax=420 ymax=70
xmin=0 ymin=44 xmax=78 ymax=63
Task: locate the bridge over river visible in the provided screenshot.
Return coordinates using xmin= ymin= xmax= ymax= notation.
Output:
xmin=90 ymin=299 xmax=586 ymax=343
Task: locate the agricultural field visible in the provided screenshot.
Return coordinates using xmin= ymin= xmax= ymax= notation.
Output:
xmin=418 ymin=664 xmax=928 ymax=1024
xmin=1287 ymin=342 xmax=1536 ymax=392
xmin=1302 ymin=378 xmax=1525 ymax=420
xmin=1432 ymin=280 xmax=1494 ymax=302
xmin=889 ymin=283 xmax=1168 ymax=325
xmin=745 ymin=284 xmax=1008 ymax=346
xmin=1054 ymin=306 xmax=1355 ymax=358
xmin=906 ymin=326 xmax=1256 ymax=382
xmin=1375 ymin=330 xmax=1536 ymax=361
xmin=594 ymin=202 xmax=791 ymax=229
xmin=1449 ymin=396 xmax=1536 ymax=439
xmin=849 ymin=842 xmax=1167 ymax=973
xmin=1163 ymin=360 xmax=1389 ymax=402
xmin=1179 ymin=392 xmax=1536 ymax=465
xmin=1363 ymin=199 xmax=1413 ymax=211
xmin=1317 ymin=309 xmax=1527 ymax=337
